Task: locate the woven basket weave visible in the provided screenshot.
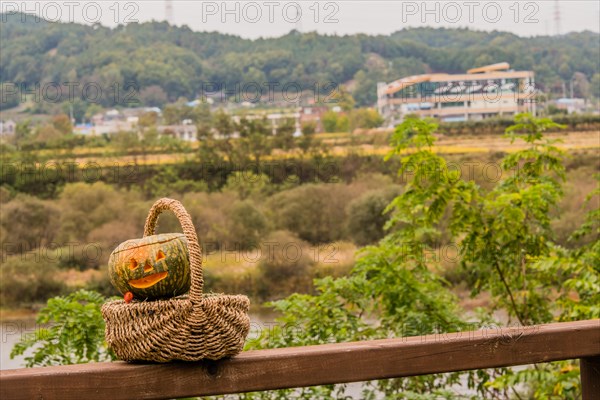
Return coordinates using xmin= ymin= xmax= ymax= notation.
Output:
xmin=101 ymin=198 xmax=250 ymax=362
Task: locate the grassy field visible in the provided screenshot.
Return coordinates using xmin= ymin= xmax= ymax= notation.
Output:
xmin=29 ymin=130 xmax=600 ymax=167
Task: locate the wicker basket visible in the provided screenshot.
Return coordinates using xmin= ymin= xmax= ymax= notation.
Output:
xmin=101 ymin=198 xmax=250 ymax=362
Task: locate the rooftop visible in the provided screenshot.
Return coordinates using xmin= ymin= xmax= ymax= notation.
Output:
xmin=382 ymin=63 xmax=533 ymax=95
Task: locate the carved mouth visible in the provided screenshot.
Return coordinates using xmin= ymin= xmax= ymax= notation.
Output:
xmin=129 ymin=272 xmax=168 ymax=289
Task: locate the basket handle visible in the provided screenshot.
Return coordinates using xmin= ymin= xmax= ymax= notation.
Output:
xmin=143 ymin=198 xmax=203 ymax=303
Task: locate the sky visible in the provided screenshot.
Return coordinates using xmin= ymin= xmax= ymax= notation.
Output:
xmin=1 ymin=1 xmax=599 ymax=38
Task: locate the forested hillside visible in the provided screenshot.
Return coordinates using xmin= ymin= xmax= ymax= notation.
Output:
xmin=1 ymin=12 xmax=599 ymax=109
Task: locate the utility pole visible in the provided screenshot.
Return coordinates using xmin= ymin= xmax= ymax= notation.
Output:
xmin=570 ymin=78 xmax=575 ymax=99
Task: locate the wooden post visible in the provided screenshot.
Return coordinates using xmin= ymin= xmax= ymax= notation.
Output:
xmin=581 ymin=356 xmax=600 ymax=399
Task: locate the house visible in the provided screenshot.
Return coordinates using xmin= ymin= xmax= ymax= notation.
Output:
xmin=73 ymin=123 xmax=94 ymax=135
xmin=89 ymin=110 xmax=136 ymax=135
xmin=299 ymin=106 xmax=328 ymax=133
xmin=233 ymin=111 xmax=302 ymax=136
xmin=553 ymin=98 xmax=586 ymax=114
xmin=0 ymin=119 xmax=16 ymax=136
xmin=157 ymin=122 xmax=198 ymax=142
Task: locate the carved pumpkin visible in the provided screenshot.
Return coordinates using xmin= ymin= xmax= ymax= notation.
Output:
xmin=108 ymin=233 xmax=191 ymax=300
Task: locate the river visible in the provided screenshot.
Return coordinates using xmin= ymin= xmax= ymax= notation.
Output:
xmin=1 ymin=317 xmax=38 ymax=370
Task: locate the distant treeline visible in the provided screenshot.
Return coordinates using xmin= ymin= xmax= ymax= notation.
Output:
xmin=1 ymin=12 xmax=599 ymax=114
xmin=0 ymin=154 xmax=399 ymax=199
xmin=2 ymin=147 xmax=597 ymax=201
xmin=438 ymin=113 xmax=600 ymax=136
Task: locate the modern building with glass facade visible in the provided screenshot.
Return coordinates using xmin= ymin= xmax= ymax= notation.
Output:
xmin=377 ymin=63 xmax=536 ymax=126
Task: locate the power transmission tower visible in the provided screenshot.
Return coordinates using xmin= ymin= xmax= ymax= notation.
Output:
xmin=165 ymin=0 xmax=173 ymax=24
xmin=554 ymin=0 xmax=561 ymax=35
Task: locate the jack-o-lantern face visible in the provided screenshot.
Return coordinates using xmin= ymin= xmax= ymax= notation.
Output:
xmin=108 ymin=233 xmax=191 ymax=300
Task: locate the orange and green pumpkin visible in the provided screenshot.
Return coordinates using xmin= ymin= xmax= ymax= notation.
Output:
xmin=108 ymin=233 xmax=191 ymax=300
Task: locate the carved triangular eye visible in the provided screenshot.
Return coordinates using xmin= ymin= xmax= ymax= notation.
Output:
xmin=129 ymin=258 xmax=137 ymax=270
xmin=156 ymin=250 xmax=166 ymax=261
xmin=143 ymin=260 xmax=153 ymax=272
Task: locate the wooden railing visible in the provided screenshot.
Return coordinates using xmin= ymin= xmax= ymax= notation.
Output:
xmin=1 ymin=320 xmax=599 ymax=400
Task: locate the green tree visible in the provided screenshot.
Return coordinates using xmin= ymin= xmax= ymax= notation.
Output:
xmin=138 ymin=111 xmax=158 ymax=128
xmin=15 ymin=120 xmax=32 ymax=145
xmin=144 ymin=166 xmax=208 ymax=198
xmin=52 ymin=114 xmax=73 ymax=135
xmin=349 ymin=108 xmax=384 ymax=131
xmin=322 ymin=111 xmax=339 ymax=133
xmin=268 ymin=183 xmax=352 ymax=244
xmin=0 ymin=194 xmax=60 ymax=250
xmin=459 ymin=113 xmax=566 ymax=326
xmin=110 ymin=131 xmax=140 ymax=161
xmin=333 ymin=86 xmax=356 ymax=112
xmin=0 ymin=255 xmax=65 ymax=307
xmin=228 ymin=200 xmax=270 ymax=249
xmin=590 ymin=73 xmax=600 ymax=98
xmin=223 ymin=171 xmax=271 ymax=200
xmin=238 ymin=117 xmax=272 ymax=165
xmin=346 ymin=186 xmax=401 ymax=245
xmin=213 ymin=109 xmax=236 ymax=138
xmin=138 ymin=85 xmax=168 ymax=107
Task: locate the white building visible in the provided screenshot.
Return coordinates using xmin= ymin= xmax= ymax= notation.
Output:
xmin=0 ymin=119 xmax=16 ymax=136
xmin=378 ymin=62 xmax=536 ymax=126
xmin=553 ymin=98 xmax=586 ymax=114
xmin=157 ymin=123 xmax=198 ymax=142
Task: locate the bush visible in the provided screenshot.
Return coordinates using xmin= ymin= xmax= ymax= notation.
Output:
xmin=322 ymin=111 xmax=340 ymax=132
xmin=268 ymin=184 xmax=351 ymax=244
xmin=56 ymin=182 xmax=125 ymax=243
xmin=227 ymin=200 xmax=270 ymax=249
xmin=223 ymin=171 xmax=271 ymax=200
xmin=437 ymin=114 xmax=600 ymax=136
xmin=86 ymin=220 xmax=141 ymax=267
xmin=86 ymin=271 xmax=120 ymax=298
xmin=301 ymin=121 xmax=317 ymax=135
xmin=181 ymin=191 xmax=237 ymax=247
xmin=0 ymin=255 xmax=66 ymax=307
xmin=144 ymin=166 xmax=208 ymax=198
xmin=10 ymin=290 xmax=115 ymax=367
xmin=346 ymin=186 xmax=402 ymax=245
xmin=257 ymin=231 xmax=313 ymax=300
xmin=349 ymin=108 xmax=384 ymax=131
xmin=0 ymin=194 xmax=60 ymax=252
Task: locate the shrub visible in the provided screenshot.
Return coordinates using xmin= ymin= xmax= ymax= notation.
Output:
xmin=268 ymin=184 xmax=351 ymax=243
xmin=257 ymin=231 xmax=313 ymax=300
xmin=346 ymin=186 xmax=402 ymax=245
xmin=0 ymin=194 xmax=60 ymax=252
xmin=0 ymin=255 xmax=65 ymax=307
xmin=182 ymin=191 xmax=237 ymax=247
xmin=86 ymin=219 xmax=141 ymax=267
xmin=86 ymin=271 xmax=120 ymax=298
xmin=227 ymin=200 xmax=270 ymax=249
xmin=223 ymin=171 xmax=271 ymax=200
xmin=56 ymin=182 xmax=124 ymax=243
xmin=321 ymin=111 xmax=339 ymax=133
xmin=349 ymin=108 xmax=384 ymax=131
xmin=144 ymin=166 xmax=208 ymax=198
xmin=11 ymin=290 xmax=116 ymax=367
xmin=301 ymin=121 xmax=317 ymax=135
